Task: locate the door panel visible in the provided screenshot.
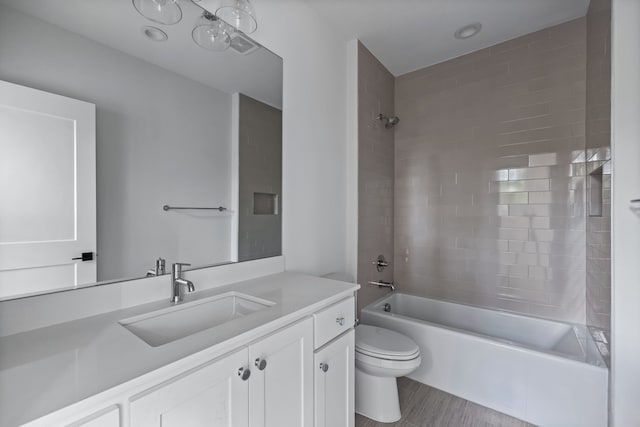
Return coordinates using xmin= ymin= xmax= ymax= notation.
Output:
xmin=129 ymin=348 xmax=249 ymax=427
xmin=248 ymin=318 xmax=313 ymax=427
xmin=314 ymin=330 xmax=355 ymax=427
xmin=0 ymin=104 xmax=76 ymax=243
xmin=0 ymin=80 xmax=96 ymax=298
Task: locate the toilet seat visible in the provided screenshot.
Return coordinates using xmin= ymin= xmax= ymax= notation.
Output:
xmin=355 ymin=349 xmax=421 ymax=370
xmin=355 ymin=325 xmax=420 ymax=361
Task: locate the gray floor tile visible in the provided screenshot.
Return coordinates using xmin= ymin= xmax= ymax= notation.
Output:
xmin=355 ymin=377 xmax=535 ymax=427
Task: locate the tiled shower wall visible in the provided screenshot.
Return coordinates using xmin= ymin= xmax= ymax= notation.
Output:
xmin=585 ymin=0 xmax=612 ymax=335
xmin=357 ymin=42 xmax=395 ymax=312
xmin=238 ymin=94 xmax=283 ymax=261
xmin=394 ymin=19 xmax=588 ymax=323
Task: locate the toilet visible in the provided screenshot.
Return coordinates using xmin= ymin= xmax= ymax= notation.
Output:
xmin=355 ymin=324 xmax=421 ymax=423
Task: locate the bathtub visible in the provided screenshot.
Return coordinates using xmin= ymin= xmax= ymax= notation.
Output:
xmin=360 ymin=293 xmax=608 ymax=427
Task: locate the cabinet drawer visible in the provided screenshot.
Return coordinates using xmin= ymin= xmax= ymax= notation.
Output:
xmin=313 ymin=297 xmax=355 ymax=348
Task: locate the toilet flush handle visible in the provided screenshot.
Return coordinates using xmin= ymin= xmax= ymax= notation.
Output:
xmin=319 ymin=363 xmax=329 ymax=373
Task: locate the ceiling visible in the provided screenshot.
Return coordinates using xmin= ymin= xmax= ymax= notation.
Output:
xmin=0 ymin=0 xmax=283 ymax=108
xmin=304 ymin=0 xmax=590 ymax=76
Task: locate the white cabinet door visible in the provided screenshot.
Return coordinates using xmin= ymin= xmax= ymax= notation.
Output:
xmin=248 ymin=318 xmax=314 ymax=427
xmin=0 ymin=80 xmax=96 ymax=298
xmin=314 ymin=330 xmax=355 ymax=427
xmin=129 ymin=348 xmax=249 ymax=427
xmin=67 ymin=406 xmax=120 ymax=427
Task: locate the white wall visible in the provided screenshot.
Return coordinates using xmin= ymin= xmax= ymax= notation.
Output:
xmin=345 ymin=39 xmax=360 ymax=283
xmin=250 ymin=0 xmax=351 ymax=276
xmin=611 ymin=0 xmax=640 ymax=425
xmin=0 ymin=6 xmax=233 ymax=281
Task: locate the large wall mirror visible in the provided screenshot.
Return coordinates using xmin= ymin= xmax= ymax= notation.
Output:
xmin=0 ymin=0 xmax=283 ymax=300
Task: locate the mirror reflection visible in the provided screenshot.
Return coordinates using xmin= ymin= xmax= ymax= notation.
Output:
xmin=0 ymin=0 xmax=283 ymax=300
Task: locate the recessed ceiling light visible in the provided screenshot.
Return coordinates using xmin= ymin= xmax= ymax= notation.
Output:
xmin=454 ymin=23 xmax=482 ymax=40
xmin=141 ymin=26 xmax=168 ymax=42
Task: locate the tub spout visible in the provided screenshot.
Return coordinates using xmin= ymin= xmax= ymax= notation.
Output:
xmin=368 ymin=280 xmax=395 ymax=292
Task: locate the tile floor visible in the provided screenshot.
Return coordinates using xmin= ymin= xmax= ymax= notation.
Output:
xmin=355 ymin=377 xmax=535 ymax=427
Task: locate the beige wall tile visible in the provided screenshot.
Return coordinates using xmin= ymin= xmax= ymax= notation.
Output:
xmin=393 ymin=18 xmax=589 ymax=323
xmin=585 ymin=0 xmax=612 ymax=335
xmin=357 ymin=42 xmax=396 ymax=312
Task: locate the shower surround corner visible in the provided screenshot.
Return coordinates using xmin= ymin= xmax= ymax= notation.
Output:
xmin=356 ymin=41 xmax=396 ymax=312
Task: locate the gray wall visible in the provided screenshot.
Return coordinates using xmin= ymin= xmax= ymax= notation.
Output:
xmin=238 ymin=95 xmax=282 ymax=261
xmin=0 ymin=5 xmax=232 ymax=281
xmin=357 ymin=42 xmax=395 ymax=311
xmin=585 ymin=0 xmax=612 ymax=337
xmin=393 ymin=19 xmax=588 ymax=323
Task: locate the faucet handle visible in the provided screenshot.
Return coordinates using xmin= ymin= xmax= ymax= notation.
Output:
xmin=172 ymin=262 xmax=191 ymax=275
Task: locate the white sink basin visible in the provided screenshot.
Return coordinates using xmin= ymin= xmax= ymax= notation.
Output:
xmin=119 ymin=292 xmax=275 ymax=347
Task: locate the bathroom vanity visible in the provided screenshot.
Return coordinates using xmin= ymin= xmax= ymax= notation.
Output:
xmin=0 ymin=272 xmax=358 ymax=427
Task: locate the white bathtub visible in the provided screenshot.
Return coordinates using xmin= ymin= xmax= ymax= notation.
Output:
xmin=360 ymin=293 xmax=608 ymax=427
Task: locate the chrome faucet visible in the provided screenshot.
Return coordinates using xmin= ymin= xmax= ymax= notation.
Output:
xmin=367 ymin=280 xmax=396 ymax=292
xmin=146 ymin=257 xmax=166 ymax=277
xmin=171 ymin=262 xmax=195 ymax=303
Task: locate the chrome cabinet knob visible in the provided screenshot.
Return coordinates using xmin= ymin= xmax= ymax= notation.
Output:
xmin=336 ymin=317 xmax=345 ymax=326
xmin=319 ymin=363 xmax=329 ymax=373
xmin=254 ymin=357 xmax=267 ymax=371
xmin=238 ymin=367 xmax=251 ymax=381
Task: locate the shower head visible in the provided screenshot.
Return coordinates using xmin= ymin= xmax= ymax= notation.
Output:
xmin=377 ymin=113 xmax=400 ymax=129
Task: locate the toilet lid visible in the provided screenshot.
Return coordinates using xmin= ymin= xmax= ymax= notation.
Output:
xmin=355 ymin=325 xmax=419 ymax=360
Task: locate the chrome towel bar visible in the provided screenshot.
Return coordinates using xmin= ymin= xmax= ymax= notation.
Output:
xmin=163 ymin=205 xmax=227 ymax=212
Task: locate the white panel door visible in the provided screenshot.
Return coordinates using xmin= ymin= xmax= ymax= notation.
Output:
xmin=314 ymin=330 xmax=355 ymax=427
xmin=129 ymin=348 xmax=249 ymax=427
xmin=0 ymin=80 xmax=96 ymax=298
xmin=248 ymin=317 xmax=313 ymax=427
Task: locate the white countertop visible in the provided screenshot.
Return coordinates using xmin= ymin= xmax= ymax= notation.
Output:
xmin=0 ymin=272 xmax=358 ymax=426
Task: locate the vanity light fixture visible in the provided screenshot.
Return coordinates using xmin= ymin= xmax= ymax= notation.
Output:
xmin=454 ymin=22 xmax=482 ymax=39
xmin=133 ymin=0 xmax=259 ymax=52
xmin=192 ymin=11 xmax=232 ymax=51
xmin=132 ymin=0 xmax=183 ymax=25
xmin=215 ymin=0 xmax=258 ymax=34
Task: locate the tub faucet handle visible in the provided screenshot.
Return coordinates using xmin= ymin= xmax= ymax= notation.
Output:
xmin=372 ymin=255 xmax=389 ymax=272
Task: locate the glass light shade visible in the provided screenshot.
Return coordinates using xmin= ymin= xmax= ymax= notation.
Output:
xmin=132 ymin=0 xmax=182 ymax=25
xmin=141 ymin=26 xmax=169 ymax=42
xmin=192 ymin=12 xmax=231 ymax=52
xmin=216 ymin=0 xmax=257 ymax=34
